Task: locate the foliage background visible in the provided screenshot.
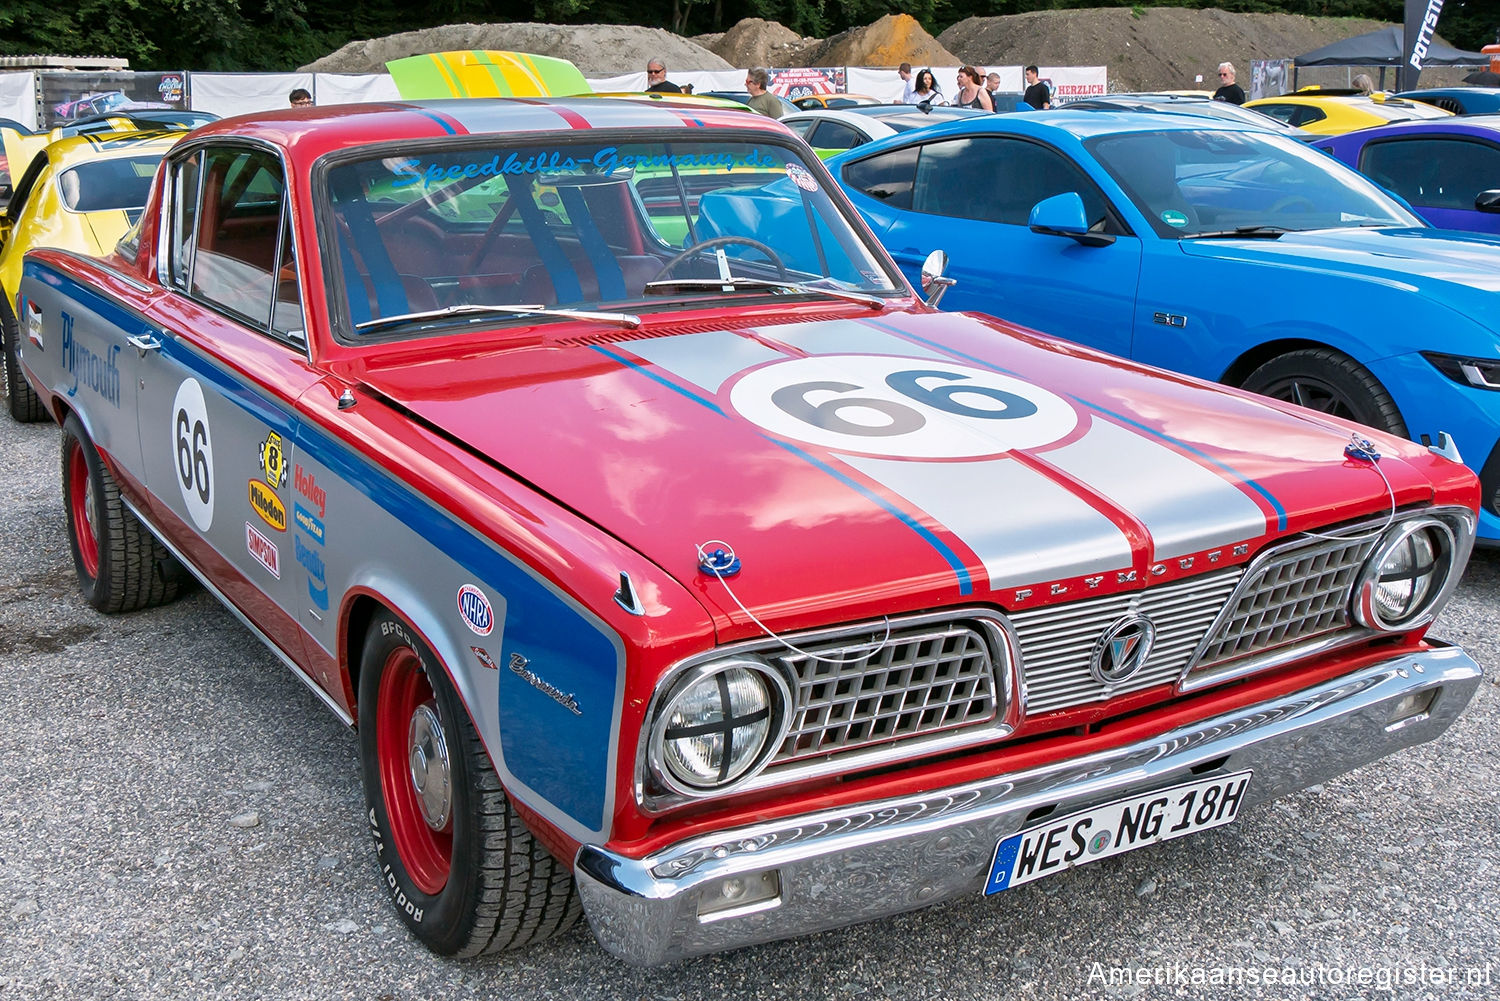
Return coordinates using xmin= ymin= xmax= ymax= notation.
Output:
xmin=0 ymin=1 xmax=1491 ymax=73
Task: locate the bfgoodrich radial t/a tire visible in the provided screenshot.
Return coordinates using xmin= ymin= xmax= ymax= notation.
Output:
xmin=357 ymin=611 xmax=580 ymax=956
xmin=2 ymin=298 xmax=44 ymax=422
xmin=1242 ymin=348 xmax=1408 ymax=437
xmin=61 ymin=413 xmax=189 ymax=613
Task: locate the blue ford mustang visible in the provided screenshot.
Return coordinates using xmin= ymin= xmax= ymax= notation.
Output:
xmin=827 ymin=111 xmax=1500 ymax=543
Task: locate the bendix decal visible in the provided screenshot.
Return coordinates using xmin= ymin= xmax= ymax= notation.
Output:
xmin=457 ymin=585 xmax=494 ymax=636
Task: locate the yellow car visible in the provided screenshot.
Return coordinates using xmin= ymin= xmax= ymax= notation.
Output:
xmin=1 ymin=128 xmax=182 ymax=420
xmin=1245 ymin=90 xmax=1452 ymax=135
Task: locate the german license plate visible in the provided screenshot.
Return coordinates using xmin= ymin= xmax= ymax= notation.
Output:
xmin=984 ymin=771 xmax=1252 ymax=895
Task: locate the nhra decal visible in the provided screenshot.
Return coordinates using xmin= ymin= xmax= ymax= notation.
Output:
xmin=293 ymin=503 xmax=325 ymax=544
xmin=171 ymin=378 xmax=215 ymax=531
xmin=258 ymin=431 xmax=288 ymax=488
xmin=245 ymin=522 xmax=280 ymax=579
xmin=247 ymin=480 xmax=287 ymax=532
xmin=294 ymin=463 xmax=326 ymax=518
xmin=457 ymin=584 xmax=494 ymax=636
xmin=61 ymin=311 xmax=121 ymax=407
xmin=296 ymin=535 xmax=328 ymax=611
xmin=23 ymin=298 xmax=43 ymax=349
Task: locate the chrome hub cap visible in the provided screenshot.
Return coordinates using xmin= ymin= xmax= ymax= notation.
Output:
xmin=407 ymin=702 xmax=452 ymax=830
xmin=83 ymin=477 xmax=98 ymax=537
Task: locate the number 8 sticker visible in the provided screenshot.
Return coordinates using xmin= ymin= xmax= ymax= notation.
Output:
xmin=729 ymin=355 xmax=1078 ymax=459
xmin=171 ymin=378 xmax=215 ymax=530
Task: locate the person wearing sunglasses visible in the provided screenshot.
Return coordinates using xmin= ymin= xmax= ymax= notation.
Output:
xmin=1213 ymin=62 xmax=1245 ymax=105
xmin=645 ymin=59 xmax=681 ymax=94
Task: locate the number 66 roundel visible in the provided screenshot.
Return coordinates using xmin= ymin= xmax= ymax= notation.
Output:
xmin=728 ymin=355 xmax=1079 ymax=459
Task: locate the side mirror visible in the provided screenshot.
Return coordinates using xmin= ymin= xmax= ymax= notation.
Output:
xmin=920 ymin=249 xmax=956 ymax=307
xmin=1029 ymin=192 xmax=1115 ymax=246
xmin=1476 ymin=189 xmax=1500 ymax=214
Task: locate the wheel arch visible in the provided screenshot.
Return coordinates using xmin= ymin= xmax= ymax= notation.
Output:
xmin=1220 ymin=335 xmax=1342 ymax=388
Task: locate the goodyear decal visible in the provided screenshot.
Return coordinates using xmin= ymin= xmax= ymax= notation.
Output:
xmin=248 ymin=479 xmax=287 ymax=532
xmin=259 ymin=431 xmax=288 ymax=488
xmin=293 ymin=502 xmax=325 ymax=544
xmin=245 ymin=522 xmax=280 ymax=579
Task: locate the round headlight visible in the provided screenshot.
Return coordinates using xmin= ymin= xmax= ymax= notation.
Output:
xmin=1354 ymin=518 xmax=1457 ymax=631
xmin=650 ymin=659 xmax=790 ymax=795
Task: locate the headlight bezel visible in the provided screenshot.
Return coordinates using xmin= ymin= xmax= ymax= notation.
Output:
xmin=645 ymin=656 xmax=793 ymax=799
xmin=1353 ymin=515 xmax=1463 ymax=632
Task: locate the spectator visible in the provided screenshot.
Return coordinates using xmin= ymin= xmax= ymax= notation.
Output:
xmin=898 ymin=62 xmax=918 ymax=104
xmin=744 ymin=68 xmax=783 ymax=119
xmin=952 ymin=67 xmax=994 ymax=112
xmin=1213 ymin=62 xmax=1245 ymax=104
xmin=289 ymin=88 xmax=313 ymax=107
xmin=985 ymin=72 xmax=1003 ymax=111
xmin=1353 ymin=73 xmax=1375 ymax=95
xmin=645 ymin=59 xmax=681 ymax=94
xmin=908 ymin=68 xmax=941 ymax=107
xmin=1022 ymin=66 xmax=1051 ymax=110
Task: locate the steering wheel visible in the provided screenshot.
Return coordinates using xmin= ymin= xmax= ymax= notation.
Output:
xmin=652 ymin=236 xmax=788 ymax=283
xmin=1269 ymin=195 xmax=1316 ymax=214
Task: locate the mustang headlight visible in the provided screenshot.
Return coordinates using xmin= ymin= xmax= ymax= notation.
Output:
xmin=1421 ymin=351 xmax=1500 ymax=391
xmin=649 ymin=658 xmax=791 ymax=796
xmin=1354 ymin=518 xmax=1459 ymax=631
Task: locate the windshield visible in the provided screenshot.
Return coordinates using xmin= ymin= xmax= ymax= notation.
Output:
xmin=1085 ymin=129 xmax=1420 ymax=238
xmin=323 ymin=135 xmax=900 ymax=335
xmin=58 ymin=155 xmax=163 ymax=212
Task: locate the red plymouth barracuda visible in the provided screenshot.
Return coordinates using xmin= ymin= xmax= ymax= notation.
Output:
xmin=12 ymin=99 xmax=1483 ymax=964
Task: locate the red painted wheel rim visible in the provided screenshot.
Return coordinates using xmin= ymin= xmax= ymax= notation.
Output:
xmin=376 ymin=646 xmax=452 ymax=895
xmin=68 ymin=441 xmax=100 ymax=580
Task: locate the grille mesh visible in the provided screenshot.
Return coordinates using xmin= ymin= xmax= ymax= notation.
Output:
xmin=1189 ymin=532 xmax=1378 ymax=676
xmin=766 ymin=622 xmax=1000 ymax=764
xmin=1011 ymin=570 xmax=1243 ymax=715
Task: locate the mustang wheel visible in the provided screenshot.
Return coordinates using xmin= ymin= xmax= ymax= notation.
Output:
xmin=61 ymin=413 xmax=189 ymax=613
xmin=2 ymin=299 xmax=44 ymax=423
xmin=1242 ymin=348 xmax=1407 ymax=437
xmin=358 ymin=611 xmax=580 ymax=956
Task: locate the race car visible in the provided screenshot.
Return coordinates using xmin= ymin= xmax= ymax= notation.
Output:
xmin=14 ymin=97 xmax=1482 ymax=965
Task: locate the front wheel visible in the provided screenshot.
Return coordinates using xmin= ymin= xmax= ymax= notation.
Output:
xmin=1241 ymin=348 xmax=1407 ymax=437
xmin=357 ymin=611 xmax=580 ymax=956
xmin=2 ymin=298 xmax=44 ymax=422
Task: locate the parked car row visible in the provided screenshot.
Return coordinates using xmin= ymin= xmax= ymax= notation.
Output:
xmin=3 ymin=94 xmax=1486 ymax=968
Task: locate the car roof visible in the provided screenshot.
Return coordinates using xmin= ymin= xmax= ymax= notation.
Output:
xmin=1322 ymin=113 xmax=1500 ymax=144
xmin=782 ymin=108 xmax=889 ymax=131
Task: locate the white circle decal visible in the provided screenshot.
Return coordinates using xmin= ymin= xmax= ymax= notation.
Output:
xmin=729 ymin=355 xmax=1078 ymax=459
xmin=171 ymin=378 xmax=215 ymax=531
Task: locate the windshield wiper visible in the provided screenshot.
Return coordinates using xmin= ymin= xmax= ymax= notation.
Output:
xmin=354 ymin=302 xmax=641 ymax=334
xmin=1184 ymin=225 xmax=1293 ymax=239
xmin=641 ymin=277 xmax=887 ymax=310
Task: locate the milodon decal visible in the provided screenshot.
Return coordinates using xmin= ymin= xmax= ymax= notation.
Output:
xmin=171 ymin=378 xmax=215 ymax=531
xmin=296 ymin=534 xmax=328 ymax=610
xmin=23 ymin=298 xmax=43 ymax=349
xmin=293 ymin=503 xmax=325 ymax=544
xmin=258 ymin=431 xmax=288 ymax=488
xmin=248 ymin=480 xmax=287 ymax=531
xmin=245 ymin=522 xmax=280 ymax=579
xmin=61 ymin=310 xmax=121 ymax=407
xmin=457 ymin=584 xmax=494 ymax=636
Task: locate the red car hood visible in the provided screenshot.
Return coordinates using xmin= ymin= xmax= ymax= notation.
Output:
xmin=355 ymin=309 xmax=1443 ymax=634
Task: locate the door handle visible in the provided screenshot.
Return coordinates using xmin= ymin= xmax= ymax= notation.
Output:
xmin=126 ymin=332 xmax=162 ymax=354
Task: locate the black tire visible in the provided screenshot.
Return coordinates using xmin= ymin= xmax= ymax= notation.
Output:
xmin=1241 ymin=348 xmax=1408 ymax=437
xmin=358 ymin=611 xmax=580 ymax=956
xmin=2 ymin=297 xmax=45 ymax=423
xmin=61 ymin=413 xmax=189 ymax=612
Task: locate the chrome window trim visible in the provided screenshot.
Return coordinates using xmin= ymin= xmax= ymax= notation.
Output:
xmin=637 ymin=608 xmax=1018 ymax=810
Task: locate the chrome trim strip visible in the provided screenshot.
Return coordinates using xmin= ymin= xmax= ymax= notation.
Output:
xmin=122 ymin=496 xmax=354 ymax=726
xmin=577 ymin=643 xmax=1480 ymax=965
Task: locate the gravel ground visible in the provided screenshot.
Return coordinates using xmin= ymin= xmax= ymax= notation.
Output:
xmin=2 ymin=415 xmax=1498 ymax=1000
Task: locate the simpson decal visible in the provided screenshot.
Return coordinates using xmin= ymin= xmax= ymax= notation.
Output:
xmin=248 ymin=480 xmax=287 ymax=531
xmin=730 ymin=355 xmax=1077 ymax=458
xmin=259 ymin=431 xmax=288 ymax=488
xmin=24 ymin=298 xmax=43 ymax=349
xmin=457 ymin=584 xmax=494 ymax=636
xmin=171 ymin=379 xmax=215 ymax=531
xmin=245 ymin=522 xmax=280 ymax=579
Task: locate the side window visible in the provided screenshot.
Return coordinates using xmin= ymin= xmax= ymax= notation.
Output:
xmin=1361 ymin=138 xmax=1500 ymax=210
xmin=911 ymin=137 xmax=1111 ymax=228
xmin=809 ymin=121 xmax=865 ymax=151
xmin=1251 ymin=104 xmax=1295 ymax=125
xmin=785 ymin=119 xmax=814 ymax=138
xmin=1291 ymin=106 xmax=1327 ymax=127
xmin=841 ymin=146 xmax=919 ymax=210
xmin=166 ymin=152 xmax=201 ymax=292
xmin=190 ymin=147 xmax=291 ymax=336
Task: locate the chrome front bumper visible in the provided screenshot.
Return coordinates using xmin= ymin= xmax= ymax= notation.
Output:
xmin=575 ymin=644 xmax=1481 ymax=965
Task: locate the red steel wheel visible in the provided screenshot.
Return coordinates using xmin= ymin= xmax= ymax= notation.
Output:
xmin=67 ymin=437 xmax=101 ymax=581
xmin=375 ymin=645 xmax=453 ymax=895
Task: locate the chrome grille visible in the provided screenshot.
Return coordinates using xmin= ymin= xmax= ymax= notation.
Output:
xmin=1011 ymin=570 xmax=1243 ymax=715
xmin=1187 ymin=531 xmax=1379 ymax=685
xmin=767 ymin=621 xmax=1001 ymax=764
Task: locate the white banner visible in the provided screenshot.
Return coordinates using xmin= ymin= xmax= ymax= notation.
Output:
xmin=586 ymin=70 xmax=745 ymax=95
xmin=847 ymin=65 xmax=1106 ymax=107
xmin=190 ymin=73 xmax=311 ymax=118
xmin=314 ymin=72 xmax=402 ymax=105
xmin=0 ymin=71 xmax=37 ymax=129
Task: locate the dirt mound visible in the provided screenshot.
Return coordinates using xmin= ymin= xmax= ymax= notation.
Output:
xmin=703 ymin=18 xmax=812 ymax=69
xmin=302 ymin=22 xmax=731 ymax=76
xmin=938 ymin=8 xmax=1473 ymax=92
xmin=800 ymin=14 xmax=958 ymax=69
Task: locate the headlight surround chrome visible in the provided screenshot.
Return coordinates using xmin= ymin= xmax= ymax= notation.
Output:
xmin=647 ymin=657 xmax=792 ymax=797
xmin=1353 ymin=517 xmax=1459 ymax=632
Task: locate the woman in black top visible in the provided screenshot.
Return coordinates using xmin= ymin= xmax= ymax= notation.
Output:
xmin=952 ymin=67 xmax=994 ymax=112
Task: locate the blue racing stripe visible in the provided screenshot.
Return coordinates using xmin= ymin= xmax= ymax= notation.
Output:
xmin=409 ymin=107 xmax=459 ymax=134
xmin=590 ymin=345 xmax=726 ymax=415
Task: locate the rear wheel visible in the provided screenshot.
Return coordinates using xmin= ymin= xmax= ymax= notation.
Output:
xmin=1241 ymin=348 xmax=1407 ymax=436
xmin=357 ymin=611 xmax=580 ymax=956
xmin=2 ymin=298 xmax=44 ymax=422
xmin=61 ymin=413 xmax=189 ymax=612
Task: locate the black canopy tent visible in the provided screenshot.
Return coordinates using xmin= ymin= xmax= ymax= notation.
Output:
xmin=1293 ymin=25 xmax=1487 ymax=89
